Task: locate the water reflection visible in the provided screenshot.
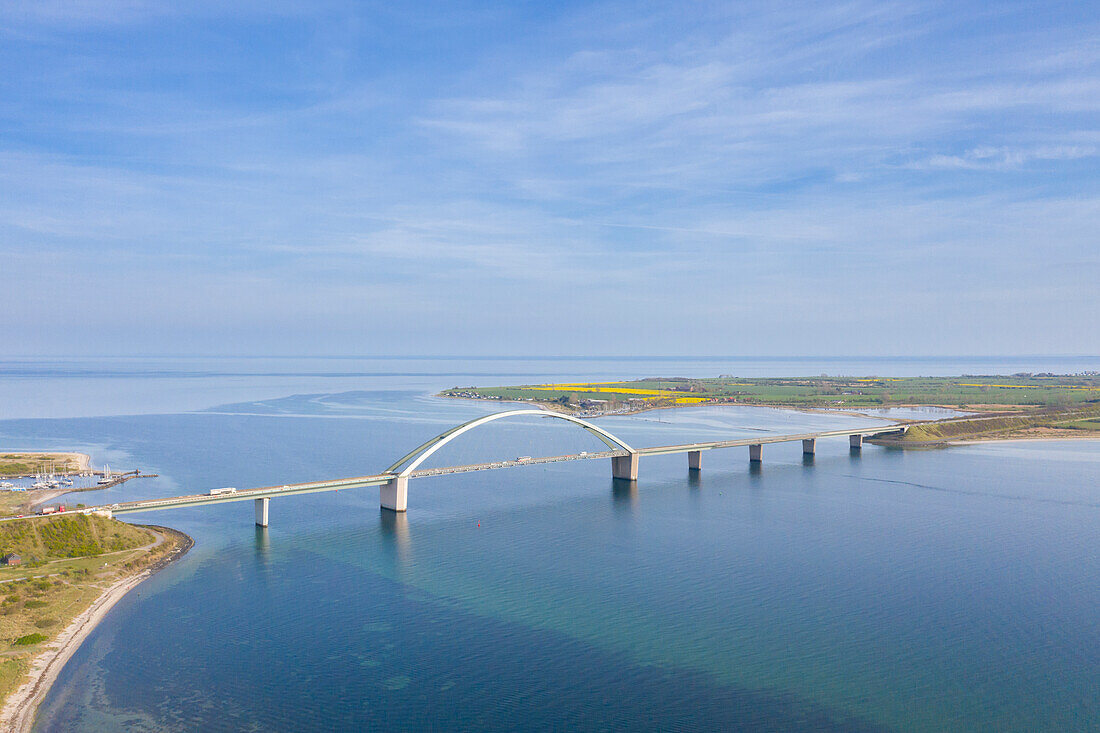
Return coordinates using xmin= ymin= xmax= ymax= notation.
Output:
xmin=611 ymin=479 xmax=638 ymax=513
xmin=379 ymin=509 xmax=412 ymax=569
xmin=253 ymin=526 xmax=270 ymax=560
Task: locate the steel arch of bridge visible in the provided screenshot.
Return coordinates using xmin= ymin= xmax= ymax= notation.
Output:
xmin=385 ymin=409 xmax=635 ymax=478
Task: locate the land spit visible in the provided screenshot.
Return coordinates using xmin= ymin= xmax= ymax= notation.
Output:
xmin=0 ymin=526 xmax=192 ymax=732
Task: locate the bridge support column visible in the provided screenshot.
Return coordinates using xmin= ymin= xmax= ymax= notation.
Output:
xmin=380 ymin=476 xmax=408 ymax=512
xmin=688 ymin=450 xmax=702 ymax=471
xmin=612 ymin=453 xmax=639 ymax=481
xmin=749 ymin=444 xmax=763 ymax=462
xmin=802 ymin=439 xmax=816 ymax=455
xmin=849 ymin=434 xmax=863 ymax=449
xmin=255 ymin=497 xmax=269 ymax=527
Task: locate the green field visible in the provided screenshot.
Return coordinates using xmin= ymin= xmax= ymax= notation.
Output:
xmin=0 ymin=515 xmax=152 ymax=567
xmin=443 ymin=374 xmax=1100 ymax=412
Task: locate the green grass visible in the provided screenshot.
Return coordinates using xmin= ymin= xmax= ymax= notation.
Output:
xmin=1049 ymin=418 xmax=1100 ymax=431
xmin=12 ymin=633 xmax=47 ymax=646
xmin=0 ymin=657 xmax=28 ymax=696
xmin=0 ymin=515 xmax=152 ymax=566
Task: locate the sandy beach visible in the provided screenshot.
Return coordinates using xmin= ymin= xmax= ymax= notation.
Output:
xmin=0 ymin=527 xmax=192 ymax=732
xmin=55 ymin=452 xmax=92 ymax=473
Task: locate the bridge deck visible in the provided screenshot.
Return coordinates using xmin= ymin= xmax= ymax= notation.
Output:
xmin=636 ymin=424 xmax=904 ymax=456
xmin=29 ymin=423 xmax=904 ymax=517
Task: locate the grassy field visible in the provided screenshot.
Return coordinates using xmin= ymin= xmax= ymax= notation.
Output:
xmin=443 ymin=374 xmax=1100 ymax=412
xmin=0 ymin=516 xmax=186 ymax=707
xmin=888 ymin=405 xmax=1100 ymax=445
xmin=1055 ymin=418 xmax=1100 ymax=431
xmin=0 ymin=454 xmax=84 ymax=478
xmin=0 ymin=515 xmax=152 ymax=566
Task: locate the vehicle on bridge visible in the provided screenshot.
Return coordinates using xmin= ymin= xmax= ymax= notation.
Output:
xmin=208 ymin=487 xmax=237 ymax=496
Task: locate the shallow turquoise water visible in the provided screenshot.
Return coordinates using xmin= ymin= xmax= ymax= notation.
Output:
xmin=0 ymin=358 xmax=1096 ymax=731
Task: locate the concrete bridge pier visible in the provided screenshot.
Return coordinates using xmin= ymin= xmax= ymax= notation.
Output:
xmin=612 ymin=453 xmax=639 ymax=481
xmin=381 ymin=476 xmax=408 ymax=512
xmin=749 ymin=444 xmax=763 ymax=462
xmin=688 ymin=450 xmax=702 ymax=471
xmin=849 ymin=434 xmax=864 ymax=450
xmin=802 ymin=439 xmax=816 ymax=455
xmin=255 ymin=497 xmax=269 ymax=527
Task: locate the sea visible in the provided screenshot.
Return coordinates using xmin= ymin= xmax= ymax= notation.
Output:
xmin=0 ymin=356 xmax=1097 ymax=732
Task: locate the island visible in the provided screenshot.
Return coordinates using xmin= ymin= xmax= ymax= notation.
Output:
xmin=441 ymin=374 xmax=1100 ymax=445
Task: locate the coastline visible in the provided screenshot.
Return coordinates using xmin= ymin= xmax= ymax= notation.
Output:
xmin=441 ymin=394 xmax=896 ymax=420
xmin=947 ymin=434 xmax=1100 ymax=446
xmin=0 ymin=526 xmax=193 ymax=733
xmin=439 ymin=393 xmax=971 ymax=421
xmin=55 ymin=452 xmax=91 ymax=473
xmin=441 ymin=393 xmax=934 ymax=427
xmin=448 ymin=394 xmax=1100 ymax=447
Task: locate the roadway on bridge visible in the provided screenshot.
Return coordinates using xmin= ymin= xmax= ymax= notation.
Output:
xmin=69 ymin=421 xmax=905 ymax=517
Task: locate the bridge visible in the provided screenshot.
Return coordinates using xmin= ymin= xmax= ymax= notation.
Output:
xmin=55 ymin=409 xmax=907 ymax=527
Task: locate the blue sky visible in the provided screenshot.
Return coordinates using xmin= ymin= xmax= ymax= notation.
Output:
xmin=2 ymin=1 xmax=1098 ymax=356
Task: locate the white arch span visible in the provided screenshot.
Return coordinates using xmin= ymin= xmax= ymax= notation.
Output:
xmin=386 ymin=409 xmax=635 ymax=479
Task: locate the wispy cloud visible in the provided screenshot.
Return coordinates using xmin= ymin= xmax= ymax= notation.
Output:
xmin=1 ymin=1 xmax=1098 ymax=355
xmin=914 ymin=144 xmax=1099 ymax=170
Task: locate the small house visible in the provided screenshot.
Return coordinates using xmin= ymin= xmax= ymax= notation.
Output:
xmin=2 ymin=553 xmax=21 ymax=566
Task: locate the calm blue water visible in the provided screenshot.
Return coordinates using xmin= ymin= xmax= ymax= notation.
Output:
xmin=1 ymin=357 xmax=1097 ymax=731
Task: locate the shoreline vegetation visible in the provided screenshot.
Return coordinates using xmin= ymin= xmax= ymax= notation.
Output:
xmin=440 ymin=374 xmax=1100 ymax=445
xmin=0 ymin=514 xmax=192 ymax=732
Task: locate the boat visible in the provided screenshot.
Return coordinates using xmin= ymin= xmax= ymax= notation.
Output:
xmin=97 ymin=464 xmax=114 ymax=485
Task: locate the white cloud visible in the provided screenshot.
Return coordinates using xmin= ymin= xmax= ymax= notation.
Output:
xmin=915 ymin=144 xmax=1099 ymax=170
